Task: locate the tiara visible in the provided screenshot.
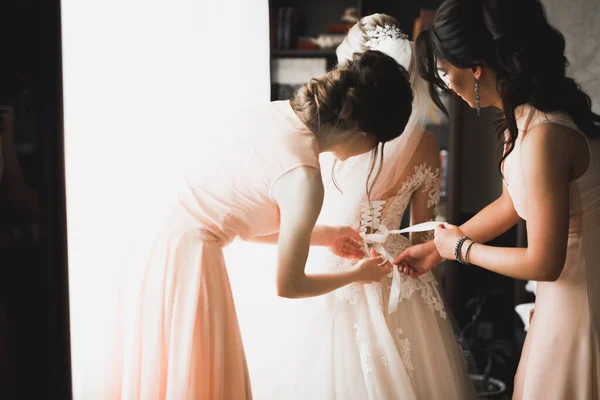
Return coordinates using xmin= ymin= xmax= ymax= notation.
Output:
xmin=364 ymin=24 xmax=408 ymax=48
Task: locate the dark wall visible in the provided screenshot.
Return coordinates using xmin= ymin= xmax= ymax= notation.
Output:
xmin=270 ymin=0 xmax=358 ymax=38
xmin=453 ymin=105 xmax=521 ymax=391
xmin=1 ymin=0 xmax=72 ymax=398
xmin=363 ymin=0 xmax=441 ymax=38
xmin=459 ymin=107 xmax=503 ymax=212
xmin=269 ymin=0 xmax=441 ymax=39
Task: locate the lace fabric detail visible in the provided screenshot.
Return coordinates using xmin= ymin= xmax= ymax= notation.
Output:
xmin=336 ymin=282 xmax=362 ymax=305
xmin=332 ymin=163 xmax=445 ymax=318
xmin=420 ymin=230 xmax=435 ymax=243
xmin=354 ymin=323 xmax=373 ymax=378
xmin=395 ymin=328 xmax=415 ymax=379
xmin=398 ymin=163 xmax=441 ymax=209
xmin=399 ymin=273 xmax=447 ymax=319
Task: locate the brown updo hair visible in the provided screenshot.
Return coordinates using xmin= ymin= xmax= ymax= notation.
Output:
xmin=291 ymin=50 xmax=413 ymax=144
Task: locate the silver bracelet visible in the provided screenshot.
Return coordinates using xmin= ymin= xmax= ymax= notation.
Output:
xmin=455 ymin=236 xmax=469 ymax=264
xmin=464 ymin=240 xmax=476 ymax=265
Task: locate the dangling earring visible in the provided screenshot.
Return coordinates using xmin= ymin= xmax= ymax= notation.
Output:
xmin=475 ymin=79 xmax=481 ymax=116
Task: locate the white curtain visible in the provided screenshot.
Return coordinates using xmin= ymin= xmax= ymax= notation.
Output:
xmin=61 ymin=0 xmax=270 ymax=397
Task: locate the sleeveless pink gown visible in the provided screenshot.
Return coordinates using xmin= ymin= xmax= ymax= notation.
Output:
xmin=504 ymin=105 xmax=600 ymax=399
xmin=116 ymin=101 xmax=320 ymax=399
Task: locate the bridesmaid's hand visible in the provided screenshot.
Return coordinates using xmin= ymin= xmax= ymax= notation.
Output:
xmin=434 ymin=223 xmax=466 ymax=260
xmin=326 ymin=226 xmax=365 ymax=260
xmin=354 ymin=249 xmax=392 ymax=283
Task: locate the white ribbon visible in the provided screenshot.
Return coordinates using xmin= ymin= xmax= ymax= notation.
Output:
xmin=359 ymin=220 xmax=440 ymax=314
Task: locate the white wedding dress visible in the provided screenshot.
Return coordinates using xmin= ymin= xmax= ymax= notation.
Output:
xmin=266 ymin=160 xmax=477 ymax=400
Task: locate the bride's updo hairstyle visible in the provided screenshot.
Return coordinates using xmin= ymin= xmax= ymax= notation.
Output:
xmin=416 ymin=0 xmax=600 ymax=172
xmin=336 ymin=14 xmax=407 ymax=67
xmin=292 ymin=50 xmax=413 ymax=146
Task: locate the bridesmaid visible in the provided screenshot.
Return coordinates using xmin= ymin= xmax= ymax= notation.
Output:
xmin=116 ymin=50 xmax=415 ymax=399
xmin=394 ymin=0 xmax=600 ymax=398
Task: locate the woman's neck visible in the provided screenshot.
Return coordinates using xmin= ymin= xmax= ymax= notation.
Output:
xmin=290 ymin=105 xmax=339 ymax=153
xmin=491 ymin=97 xmax=504 ymax=112
xmin=316 ymin=130 xmax=338 ymax=153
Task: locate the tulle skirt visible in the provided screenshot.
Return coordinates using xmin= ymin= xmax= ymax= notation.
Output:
xmin=266 ymin=280 xmax=477 ymax=400
xmin=231 ymin=244 xmax=477 ymax=400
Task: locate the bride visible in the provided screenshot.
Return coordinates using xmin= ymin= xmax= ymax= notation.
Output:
xmin=266 ymin=14 xmax=477 ymax=400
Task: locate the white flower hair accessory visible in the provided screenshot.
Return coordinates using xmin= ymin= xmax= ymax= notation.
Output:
xmin=365 ymin=24 xmax=408 ymax=49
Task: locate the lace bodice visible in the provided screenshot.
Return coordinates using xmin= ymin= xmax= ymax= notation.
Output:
xmin=320 ymin=163 xmax=446 ymax=319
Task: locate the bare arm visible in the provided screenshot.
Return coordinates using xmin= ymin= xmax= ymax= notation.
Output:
xmin=248 ymin=224 xmax=365 ymax=259
xmin=409 ymin=131 xmax=441 ymax=244
xmin=247 ymin=225 xmax=337 ymax=246
xmin=272 ymin=166 xmax=389 ymax=298
xmin=459 ymin=183 xmax=521 ymax=243
xmin=395 ymin=140 xmax=521 ymax=275
xmin=457 ymin=124 xmax=571 ymax=281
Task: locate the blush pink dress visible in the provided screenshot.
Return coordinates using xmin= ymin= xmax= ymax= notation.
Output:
xmin=504 ymin=105 xmax=600 ymax=399
xmin=116 ymin=101 xmax=320 ymax=399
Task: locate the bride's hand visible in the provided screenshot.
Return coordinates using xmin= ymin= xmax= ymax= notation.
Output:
xmin=393 ymin=240 xmax=442 ymax=277
xmin=325 ymin=226 xmax=365 ymax=259
xmin=353 ymin=249 xmax=392 ymax=283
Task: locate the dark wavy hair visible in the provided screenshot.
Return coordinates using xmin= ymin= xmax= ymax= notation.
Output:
xmin=415 ymin=0 xmax=600 ymax=173
xmin=292 ymin=49 xmax=413 ymax=197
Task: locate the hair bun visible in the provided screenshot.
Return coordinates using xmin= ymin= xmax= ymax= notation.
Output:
xmin=292 ymin=50 xmax=413 ymax=144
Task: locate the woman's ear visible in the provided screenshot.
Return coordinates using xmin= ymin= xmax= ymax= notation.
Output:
xmin=471 ymin=64 xmax=483 ymax=81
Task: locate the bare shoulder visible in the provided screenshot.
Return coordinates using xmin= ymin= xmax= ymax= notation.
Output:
xmin=419 ymin=130 xmax=440 ymax=153
xmin=412 ymin=129 xmax=440 ymax=167
xmin=520 ymin=123 xmax=572 ymax=179
xmin=420 ymin=129 xmax=439 ymax=147
xmin=272 ymin=166 xmax=324 ymax=204
xmin=521 ymin=123 xmax=572 ymax=157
